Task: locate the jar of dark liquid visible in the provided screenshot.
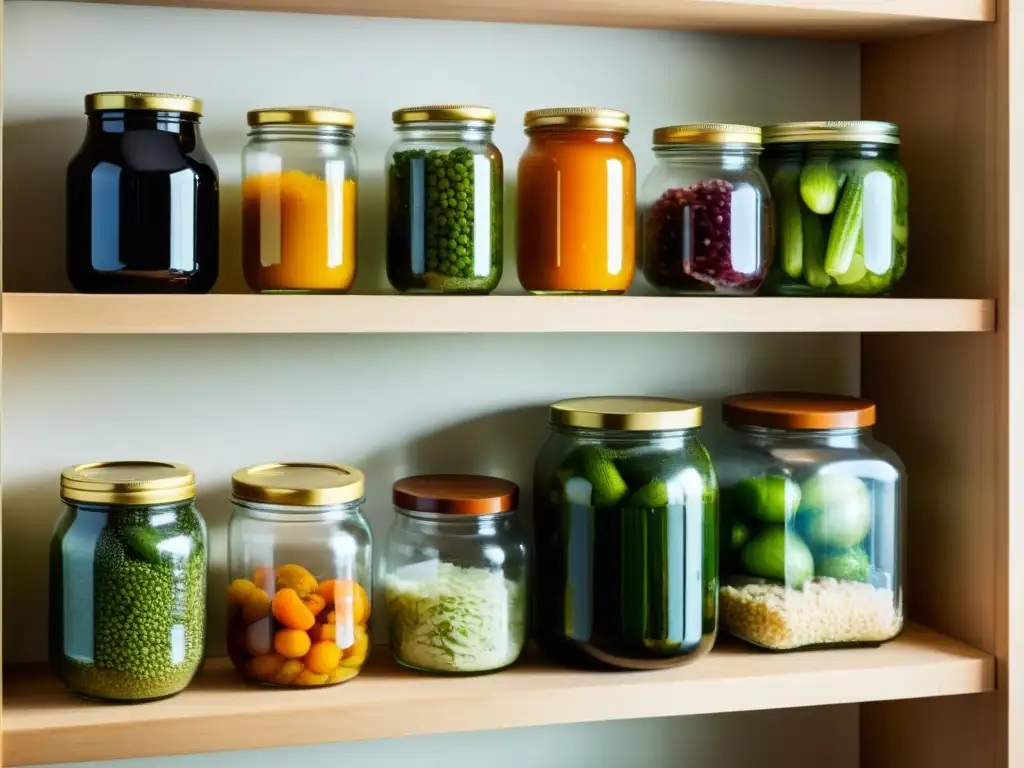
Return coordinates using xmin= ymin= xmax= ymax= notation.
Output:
xmin=67 ymin=92 xmax=219 ymax=293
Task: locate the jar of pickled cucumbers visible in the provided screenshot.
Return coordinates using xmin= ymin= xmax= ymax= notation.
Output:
xmin=717 ymin=392 xmax=905 ymax=651
xmin=226 ymin=463 xmax=372 ymax=687
xmin=383 ymin=475 xmax=529 ymax=674
xmin=533 ymin=397 xmax=718 ymax=670
xmin=386 ymin=105 xmax=503 ymax=293
xmin=761 ymin=121 xmax=908 ymax=296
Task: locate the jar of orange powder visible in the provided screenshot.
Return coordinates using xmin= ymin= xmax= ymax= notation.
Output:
xmin=517 ymin=108 xmax=636 ymax=294
xmin=242 ymin=107 xmax=358 ymax=293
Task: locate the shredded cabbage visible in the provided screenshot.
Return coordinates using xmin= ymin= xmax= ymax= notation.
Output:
xmin=385 ymin=561 xmax=525 ymax=673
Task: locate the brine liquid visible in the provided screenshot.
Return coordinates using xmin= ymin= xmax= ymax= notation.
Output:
xmin=535 ymin=502 xmax=716 ymax=670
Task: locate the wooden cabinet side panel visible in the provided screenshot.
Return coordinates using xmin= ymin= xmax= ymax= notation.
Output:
xmin=860 ymin=4 xmax=1016 ymax=766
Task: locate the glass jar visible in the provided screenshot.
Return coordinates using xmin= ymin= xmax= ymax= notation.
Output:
xmin=533 ymin=397 xmax=718 ymax=670
xmin=242 ymin=107 xmax=358 ymax=294
xmin=717 ymin=392 xmax=905 ymax=651
xmin=49 ymin=461 xmax=207 ymax=701
xmin=517 ymin=108 xmax=636 ymax=294
xmin=66 ymin=92 xmax=219 ymax=293
xmin=640 ymin=124 xmax=770 ymax=295
xmin=386 ymin=105 xmax=503 ymax=293
xmin=761 ymin=121 xmax=908 ymax=296
xmin=383 ymin=474 xmax=528 ymax=674
xmin=227 ymin=463 xmax=372 ymax=688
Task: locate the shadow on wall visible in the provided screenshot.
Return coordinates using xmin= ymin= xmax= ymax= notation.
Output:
xmin=3 ymin=119 xmax=82 ymax=292
xmin=3 ymin=404 xmax=548 ymax=663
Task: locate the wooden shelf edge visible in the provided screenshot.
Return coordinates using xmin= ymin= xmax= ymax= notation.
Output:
xmin=1 ymin=624 xmax=994 ymax=766
xmin=71 ymin=0 xmax=994 ymax=37
xmin=0 ymin=294 xmax=996 ymax=335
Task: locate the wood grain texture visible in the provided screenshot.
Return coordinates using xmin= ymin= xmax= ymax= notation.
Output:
xmin=859 ymin=0 xmax=1016 ymax=763
xmin=1 ymin=626 xmax=993 ymax=767
xmin=0 ymin=294 xmax=996 ymax=334
xmin=64 ymin=0 xmax=993 ymax=37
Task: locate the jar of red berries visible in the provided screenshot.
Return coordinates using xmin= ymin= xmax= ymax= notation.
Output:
xmin=641 ymin=124 xmax=771 ymax=295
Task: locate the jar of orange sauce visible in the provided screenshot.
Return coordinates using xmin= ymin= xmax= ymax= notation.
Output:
xmin=517 ymin=108 xmax=635 ymax=294
xmin=242 ymin=107 xmax=358 ymax=293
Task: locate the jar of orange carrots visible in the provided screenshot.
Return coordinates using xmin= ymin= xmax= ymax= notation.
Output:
xmin=242 ymin=108 xmax=358 ymax=294
xmin=517 ymin=108 xmax=636 ymax=294
xmin=227 ymin=462 xmax=372 ymax=687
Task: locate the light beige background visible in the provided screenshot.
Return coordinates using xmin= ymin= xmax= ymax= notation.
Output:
xmin=4 ymin=2 xmax=862 ymax=765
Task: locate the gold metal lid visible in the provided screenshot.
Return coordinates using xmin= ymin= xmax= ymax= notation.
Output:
xmin=551 ymin=396 xmax=703 ymax=431
xmin=232 ymin=462 xmax=365 ymax=506
xmin=85 ymin=92 xmax=203 ymax=115
xmin=524 ymin=107 xmax=629 ymax=133
xmin=61 ymin=461 xmax=196 ymax=505
xmin=247 ymin=106 xmax=355 ymax=128
xmin=653 ymin=123 xmax=762 ymax=146
xmin=762 ymin=121 xmax=901 ymax=145
xmin=392 ymin=104 xmax=496 ymax=125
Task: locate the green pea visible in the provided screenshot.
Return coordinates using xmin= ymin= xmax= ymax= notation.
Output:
xmin=440 ymin=198 xmax=449 ymax=209
xmin=458 ymin=217 xmax=468 ymax=228
xmin=458 ymin=235 xmax=469 ymax=246
xmin=448 ymin=238 xmax=458 ymax=249
xmin=456 ymin=246 xmax=468 ymax=258
xmin=457 ymin=201 xmax=468 ymax=213
xmin=438 ymin=178 xmax=450 ymax=190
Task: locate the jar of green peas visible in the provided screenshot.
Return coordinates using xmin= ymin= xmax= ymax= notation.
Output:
xmin=386 ymin=105 xmax=503 ymax=294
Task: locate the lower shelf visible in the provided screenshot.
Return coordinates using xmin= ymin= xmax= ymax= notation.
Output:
xmin=1 ymin=623 xmax=992 ymax=766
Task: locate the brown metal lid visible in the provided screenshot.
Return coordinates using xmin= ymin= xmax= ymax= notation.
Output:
xmin=393 ymin=474 xmax=519 ymax=515
xmin=723 ymin=392 xmax=876 ymax=430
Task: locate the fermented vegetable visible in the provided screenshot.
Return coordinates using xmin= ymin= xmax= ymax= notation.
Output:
xmin=385 ymin=561 xmax=525 ymax=673
xmin=762 ymin=121 xmax=907 ymax=296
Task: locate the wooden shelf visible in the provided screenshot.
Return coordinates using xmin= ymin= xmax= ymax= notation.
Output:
xmin=71 ymin=0 xmax=993 ymax=38
xmin=1 ymin=625 xmax=992 ymax=766
xmin=0 ymin=294 xmax=995 ymax=335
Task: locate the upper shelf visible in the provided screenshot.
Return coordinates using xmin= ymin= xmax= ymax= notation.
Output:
xmin=0 ymin=294 xmax=995 ymax=334
xmin=75 ymin=0 xmax=993 ymax=38
xmin=2 ymin=625 xmax=993 ymax=766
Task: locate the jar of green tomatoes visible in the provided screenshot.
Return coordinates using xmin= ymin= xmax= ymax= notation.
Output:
xmin=717 ymin=392 xmax=905 ymax=651
xmin=386 ymin=105 xmax=503 ymax=294
xmin=533 ymin=397 xmax=718 ymax=670
xmin=761 ymin=121 xmax=908 ymax=296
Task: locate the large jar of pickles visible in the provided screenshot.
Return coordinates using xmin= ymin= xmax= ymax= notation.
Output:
xmin=383 ymin=475 xmax=529 ymax=674
xmin=717 ymin=393 xmax=904 ymax=651
xmin=640 ymin=124 xmax=770 ymax=295
xmin=517 ymin=108 xmax=635 ymax=294
xmin=533 ymin=397 xmax=718 ymax=670
xmin=49 ymin=461 xmax=207 ymax=701
xmin=242 ymin=107 xmax=358 ymax=294
xmin=226 ymin=463 xmax=372 ymax=687
xmin=386 ymin=105 xmax=503 ymax=293
xmin=762 ymin=121 xmax=908 ymax=296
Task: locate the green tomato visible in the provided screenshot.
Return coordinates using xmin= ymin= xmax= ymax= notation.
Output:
xmin=740 ymin=526 xmax=815 ymax=588
xmin=816 ymin=547 xmax=870 ymax=582
xmin=799 ymin=474 xmax=872 ymax=549
xmin=733 ymin=475 xmax=801 ymax=523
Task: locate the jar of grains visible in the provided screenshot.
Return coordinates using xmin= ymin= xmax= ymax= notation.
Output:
xmin=717 ymin=392 xmax=905 ymax=651
xmin=386 ymin=105 xmax=503 ymax=293
xmin=383 ymin=475 xmax=529 ymax=674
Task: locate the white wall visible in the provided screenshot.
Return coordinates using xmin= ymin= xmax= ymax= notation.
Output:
xmin=3 ymin=3 xmax=862 ymax=766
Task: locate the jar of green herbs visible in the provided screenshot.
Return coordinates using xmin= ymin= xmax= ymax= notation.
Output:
xmin=386 ymin=105 xmax=503 ymax=294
